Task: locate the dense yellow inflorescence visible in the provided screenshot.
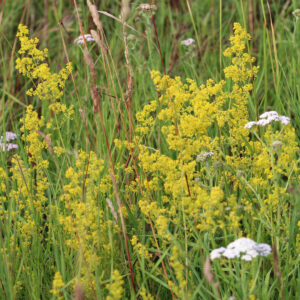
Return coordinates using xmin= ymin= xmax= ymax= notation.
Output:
xmin=105 ymin=270 xmax=124 ymax=300
xmin=116 ymin=23 xmax=299 ymax=285
xmin=0 ymin=21 xmax=297 ymax=299
xmin=16 ymin=24 xmax=72 ymax=101
xmin=0 ymin=24 xmax=120 ymax=298
xmin=50 ymin=272 xmax=65 ymax=299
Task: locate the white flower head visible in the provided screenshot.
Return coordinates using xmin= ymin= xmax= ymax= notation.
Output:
xmin=244 ymin=121 xmax=256 ymax=129
xmin=196 ymin=151 xmax=214 ymax=162
xmin=293 ymin=9 xmax=300 ymax=18
xmin=255 ymin=119 xmax=271 ymax=126
xmin=74 ymin=34 xmax=95 ymax=45
xmin=3 ymin=132 xmax=17 ymax=142
xmin=244 ymin=111 xmax=290 ymax=129
xmin=210 ymin=247 xmax=226 ymax=260
xmin=223 ymin=247 xmax=240 ymax=259
xmin=259 ymin=111 xmax=279 ymax=119
xmin=181 ymin=38 xmax=195 ymax=46
xmin=0 ymin=132 xmax=18 ymax=152
xmin=210 ymin=237 xmax=271 ymax=261
xmin=253 ymin=243 xmax=272 ymax=256
xmin=279 ymin=116 xmax=290 ymax=125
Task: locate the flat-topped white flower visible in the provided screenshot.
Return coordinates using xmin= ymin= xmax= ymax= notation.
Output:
xmin=3 ymin=131 xmax=17 ymax=142
xmin=74 ymin=34 xmax=95 ymax=45
xmin=244 ymin=121 xmax=256 ymax=129
xmin=1 ymin=143 xmax=18 ymax=152
xmin=0 ymin=132 xmax=18 ymax=152
xmin=210 ymin=237 xmax=271 ymax=261
xmin=245 ymin=110 xmax=290 ymax=129
xmin=279 ymin=116 xmax=290 ymax=125
xmin=259 ymin=111 xmax=279 ymax=119
xmin=196 ymin=151 xmax=214 ymax=162
xmin=210 ymin=247 xmax=226 ymax=260
xmin=253 ymin=243 xmax=272 ymax=256
xmin=181 ymin=38 xmax=195 ymax=46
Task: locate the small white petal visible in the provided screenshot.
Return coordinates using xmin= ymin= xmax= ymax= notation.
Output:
xmin=279 ymin=116 xmax=290 ymax=125
xmin=241 ymin=254 xmax=253 ymax=261
xmin=196 ymin=151 xmax=214 ymax=162
xmin=246 ymin=249 xmax=259 ymax=258
xmin=244 ymin=121 xmax=257 ymax=129
xmin=0 ymin=142 xmax=18 ymax=152
xmin=256 ymin=119 xmax=271 ymax=126
xmin=210 ymin=247 xmax=226 ymax=260
xmin=5 ymin=132 xmax=17 ymax=142
xmin=74 ymin=34 xmax=95 ymax=45
xmin=259 ymin=111 xmax=278 ymax=119
xmin=181 ymin=38 xmax=195 ymax=46
xmin=254 ymin=243 xmax=272 ymax=256
xmin=223 ymin=248 xmax=240 ymax=259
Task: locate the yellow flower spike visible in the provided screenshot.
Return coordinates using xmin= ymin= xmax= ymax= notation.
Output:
xmin=106 ymin=270 xmax=124 ymax=300
xmin=50 ymin=272 xmax=64 ymax=299
xmin=16 ymin=24 xmax=72 ymax=102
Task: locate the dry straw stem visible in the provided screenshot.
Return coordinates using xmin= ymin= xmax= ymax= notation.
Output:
xmin=87 ymin=1 xmax=122 ymax=138
xmin=106 ymin=198 xmax=118 ymax=224
xmin=89 ymin=29 xmax=121 ymax=137
xmin=272 ymin=242 xmax=285 ymax=300
xmin=83 ymin=47 xmax=98 ymax=113
xmin=53 ymin=2 xmax=90 ymax=146
xmin=203 ymin=258 xmax=220 ymax=298
xmin=78 ymin=109 xmax=91 ymax=144
xmin=121 ymin=12 xmax=134 ymax=109
xmin=90 ymin=29 xmax=106 ymax=54
xmin=86 ymin=3 xmax=178 ymax=297
xmin=87 ymin=0 xmax=103 ymax=32
xmin=74 ymin=282 xmax=85 ymax=300
xmin=120 ymin=0 xmax=130 ymax=21
xmin=76 ymin=0 xmax=137 ymax=293
xmin=266 ymin=1 xmax=279 ymax=81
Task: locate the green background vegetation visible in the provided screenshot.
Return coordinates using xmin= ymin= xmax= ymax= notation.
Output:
xmin=0 ymin=1 xmax=299 ymax=299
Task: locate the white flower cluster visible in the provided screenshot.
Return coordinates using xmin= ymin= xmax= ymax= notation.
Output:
xmin=181 ymin=38 xmax=195 ymax=46
xmin=210 ymin=238 xmax=271 ymax=261
xmin=74 ymin=34 xmax=95 ymax=45
xmin=0 ymin=132 xmax=18 ymax=152
xmin=196 ymin=151 xmax=214 ymax=162
xmin=293 ymin=9 xmax=300 ymax=18
xmin=244 ymin=111 xmax=290 ymax=129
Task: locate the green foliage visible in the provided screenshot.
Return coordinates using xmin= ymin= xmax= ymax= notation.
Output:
xmin=0 ymin=1 xmax=299 ymax=299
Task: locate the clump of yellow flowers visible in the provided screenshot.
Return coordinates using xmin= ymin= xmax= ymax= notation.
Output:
xmin=0 ymin=22 xmax=297 ymax=299
xmin=117 ymin=23 xmax=299 ymax=294
xmin=127 ymin=23 xmax=259 ymax=236
xmin=16 ymin=24 xmax=72 ymax=101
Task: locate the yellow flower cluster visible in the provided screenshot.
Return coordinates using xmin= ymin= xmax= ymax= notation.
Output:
xmin=50 ymin=272 xmax=64 ymax=299
xmin=106 ymin=270 xmax=124 ymax=300
xmin=0 ymin=24 xmax=77 ymax=298
xmin=131 ymin=235 xmax=152 ymax=261
xmin=58 ymin=150 xmax=116 ymax=295
xmin=1 ymin=105 xmax=50 ymax=254
xmin=16 ymin=24 xmax=72 ymax=101
xmin=117 ymin=23 xmax=299 ymax=266
xmin=169 ymin=245 xmax=188 ymax=298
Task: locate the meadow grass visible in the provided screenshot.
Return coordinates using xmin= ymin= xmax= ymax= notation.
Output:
xmin=0 ymin=1 xmax=299 ymax=299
